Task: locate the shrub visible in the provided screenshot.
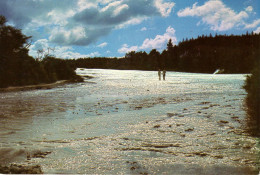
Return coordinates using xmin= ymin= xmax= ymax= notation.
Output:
xmin=244 ymin=61 xmax=260 ymax=136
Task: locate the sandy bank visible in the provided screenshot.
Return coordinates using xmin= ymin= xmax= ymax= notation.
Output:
xmin=0 ymin=80 xmax=69 ymax=93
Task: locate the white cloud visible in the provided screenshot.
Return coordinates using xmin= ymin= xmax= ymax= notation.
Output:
xmin=118 ymin=26 xmax=177 ymax=54
xmin=0 ymin=0 xmax=175 ymax=47
xmin=97 ymin=42 xmax=108 ymax=48
xmin=141 ymin=27 xmax=147 ymax=31
xmin=154 ymin=0 xmax=175 ymax=17
xmin=116 ymin=17 xmax=148 ymax=29
xmin=244 ymin=19 xmax=260 ymax=29
xmin=177 ymin=0 xmax=249 ymax=31
xmin=29 ymin=39 xmax=49 ymax=58
xmin=49 ymin=26 xmax=87 ymax=45
xmin=254 ymin=27 xmax=260 ymax=34
xmin=113 ymin=4 xmax=129 ymax=17
xmin=46 ymin=9 xmax=76 ymax=26
xmin=245 ymin=6 xmax=253 ymax=13
xmin=85 ymin=52 xmax=100 ymax=57
xmin=118 ymin=44 xmax=138 ymax=53
xmin=77 ymin=0 xmax=98 ymax=11
xmin=140 ymin=26 xmax=177 ymax=51
xmin=100 ymin=0 xmax=123 ymax=12
xmin=29 ymin=39 xmax=95 ymax=59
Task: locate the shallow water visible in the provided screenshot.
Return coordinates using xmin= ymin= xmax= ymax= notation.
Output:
xmin=0 ymin=69 xmax=259 ymax=174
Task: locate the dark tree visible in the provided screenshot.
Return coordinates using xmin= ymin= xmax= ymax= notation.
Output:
xmin=167 ymin=39 xmax=174 ymax=51
xmin=0 ymin=15 xmax=32 ymax=87
xmin=244 ymin=60 xmax=260 ymax=136
xmin=0 ymin=15 xmax=82 ymax=88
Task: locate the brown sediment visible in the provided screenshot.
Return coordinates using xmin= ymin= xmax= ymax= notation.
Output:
xmin=0 ymin=148 xmax=51 ymax=174
xmin=0 ymin=164 xmax=43 ymax=174
xmin=0 ymin=80 xmax=69 ymax=93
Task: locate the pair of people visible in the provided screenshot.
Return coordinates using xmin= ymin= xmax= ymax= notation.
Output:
xmin=158 ymin=69 xmax=166 ymax=81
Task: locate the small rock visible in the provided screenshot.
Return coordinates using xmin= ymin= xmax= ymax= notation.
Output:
xmin=231 ymin=116 xmax=239 ymax=119
xmin=167 ymin=113 xmax=177 ymax=117
xmin=213 ymin=155 xmax=224 ymax=159
xmin=243 ymin=144 xmax=253 ymax=149
xmin=194 ymin=152 xmax=208 ymax=157
xmin=180 ymin=133 xmax=186 ymax=137
xmin=135 ymin=106 xmax=143 ymax=110
xmin=218 ymin=120 xmax=229 ymax=124
xmin=153 ymin=125 xmax=160 ymax=128
xmin=130 ymin=166 xmax=136 ymax=170
xmin=202 ymin=107 xmax=210 ymax=110
xmin=176 ymin=123 xmax=184 ymax=127
xmin=232 ymin=158 xmax=241 ymax=161
xmin=199 ymin=102 xmax=211 ymax=105
xmin=185 ymin=128 xmax=194 ymax=132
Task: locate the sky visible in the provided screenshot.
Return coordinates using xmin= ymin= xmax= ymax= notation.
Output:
xmin=0 ymin=0 xmax=260 ymax=59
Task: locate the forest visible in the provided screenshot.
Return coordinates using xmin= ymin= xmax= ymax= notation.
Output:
xmin=0 ymin=15 xmax=82 ymax=88
xmin=68 ymin=33 xmax=260 ymax=74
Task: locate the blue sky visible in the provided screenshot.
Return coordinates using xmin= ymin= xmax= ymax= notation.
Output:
xmin=0 ymin=0 xmax=259 ymax=59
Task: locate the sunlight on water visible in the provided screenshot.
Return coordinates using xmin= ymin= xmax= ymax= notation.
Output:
xmin=0 ymin=69 xmax=259 ymax=174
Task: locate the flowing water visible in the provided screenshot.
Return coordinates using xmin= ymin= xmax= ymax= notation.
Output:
xmin=0 ymin=69 xmax=259 ymax=174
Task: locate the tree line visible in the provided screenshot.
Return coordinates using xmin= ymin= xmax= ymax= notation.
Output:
xmin=68 ymin=32 xmax=260 ymax=74
xmin=0 ymin=15 xmax=82 ymax=88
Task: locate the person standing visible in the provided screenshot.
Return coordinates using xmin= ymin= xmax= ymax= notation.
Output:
xmin=158 ymin=69 xmax=161 ymax=81
xmin=163 ymin=69 xmax=166 ymax=80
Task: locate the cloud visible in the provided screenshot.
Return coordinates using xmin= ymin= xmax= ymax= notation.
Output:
xmin=177 ymin=0 xmax=249 ymax=31
xmin=0 ymin=0 xmax=76 ymax=28
xmin=97 ymin=42 xmax=108 ymax=48
xmin=154 ymin=0 xmax=175 ymax=17
xmin=0 ymin=0 xmax=175 ymax=47
xmin=85 ymin=52 xmax=101 ymax=57
xmin=116 ymin=17 xmax=148 ymax=29
xmin=254 ymin=27 xmax=260 ymax=34
xmin=118 ymin=26 xmax=177 ymax=54
xmin=49 ymin=26 xmax=112 ymax=46
xmin=245 ymin=6 xmax=253 ymax=13
xmin=140 ymin=26 xmax=177 ymax=51
xmin=66 ymin=0 xmax=174 ymax=45
xmin=29 ymin=39 xmax=97 ymax=59
xmin=118 ymin=44 xmax=138 ymax=54
xmin=30 ymin=39 xmax=49 ymax=52
xmin=141 ymin=27 xmax=147 ymax=31
xmin=244 ymin=19 xmax=260 ymax=29
xmin=113 ymin=4 xmax=129 ymax=17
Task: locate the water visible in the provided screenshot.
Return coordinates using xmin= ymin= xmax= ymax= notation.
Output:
xmin=0 ymin=69 xmax=259 ymax=174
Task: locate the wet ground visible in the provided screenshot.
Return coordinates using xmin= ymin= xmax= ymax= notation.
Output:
xmin=0 ymin=69 xmax=259 ymax=174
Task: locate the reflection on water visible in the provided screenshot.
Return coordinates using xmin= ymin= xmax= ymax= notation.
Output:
xmin=0 ymin=69 xmax=259 ymax=174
